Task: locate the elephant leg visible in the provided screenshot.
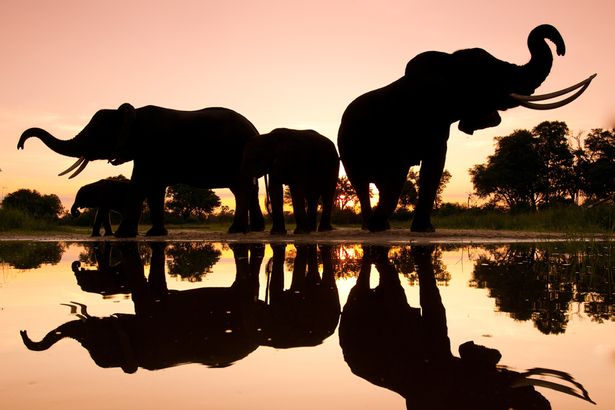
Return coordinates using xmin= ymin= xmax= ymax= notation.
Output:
xmin=146 ymin=186 xmax=168 ymax=236
xmin=249 ymin=185 xmax=265 ymax=232
xmin=269 ymin=177 xmax=287 ymax=234
xmin=412 ymin=144 xmax=447 ymax=232
xmin=306 ymin=190 xmax=319 ymax=232
xmin=318 ymin=172 xmax=337 ymax=232
xmin=351 ymin=177 xmax=372 ymax=230
xmin=268 ymin=244 xmax=287 ymax=305
xmin=228 ymin=184 xmax=251 ymax=234
xmin=91 ymin=209 xmax=103 ymax=237
xmin=290 ymin=185 xmax=309 ymax=234
xmin=115 ymin=188 xmax=145 ymax=238
xmin=97 ymin=207 xmax=113 ymax=236
xmin=368 ymin=168 xmax=408 ymax=232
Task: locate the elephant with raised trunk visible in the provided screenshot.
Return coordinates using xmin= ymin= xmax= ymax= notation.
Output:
xmin=18 ymin=104 xmax=265 ymax=237
xmin=71 ymin=176 xmax=131 ymax=236
xmin=238 ymin=128 xmax=339 ymax=234
xmin=338 ymin=24 xmax=595 ymax=232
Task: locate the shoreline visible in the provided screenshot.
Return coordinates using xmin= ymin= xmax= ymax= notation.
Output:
xmin=0 ymin=227 xmax=608 ymax=244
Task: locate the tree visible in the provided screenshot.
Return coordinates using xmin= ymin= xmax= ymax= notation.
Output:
xmin=165 ymin=185 xmax=221 ymax=220
xmin=469 ymin=130 xmax=543 ymax=210
xmin=335 ymin=176 xmax=357 ymax=210
xmin=531 ymin=121 xmax=575 ymax=205
xmin=577 ymin=128 xmax=615 ymax=202
xmin=397 ymin=168 xmax=451 ymax=211
xmin=2 ymin=189 xmax=64 ymax=219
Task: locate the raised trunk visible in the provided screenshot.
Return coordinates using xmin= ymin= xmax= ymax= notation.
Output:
xmin=18 ymin=128 xmax=82 ymax=158
xmin=20 ymin=320 xmax=83 ymax=351
xmin=518 ymin=24 xmax=565 ymax=95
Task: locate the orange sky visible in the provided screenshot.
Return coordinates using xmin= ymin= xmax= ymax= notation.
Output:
xmin=1 ymin=0 xmax=613 ymax=209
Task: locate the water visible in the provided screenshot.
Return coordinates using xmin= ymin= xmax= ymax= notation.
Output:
xmin=0 ymin=240 xmax=612 ymax=409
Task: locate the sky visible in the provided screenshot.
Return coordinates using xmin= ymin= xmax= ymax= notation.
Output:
xmin=1 ymin=0 xmax=613 ymax=209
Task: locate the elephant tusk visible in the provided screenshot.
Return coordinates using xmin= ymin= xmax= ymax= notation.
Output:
xmin=511 ymin=74 xmax=596 ymax=102
xmin=68 ymin=159 xmax=90 ymax=179
xmin=512 ymin=74 xmax=595 ymax=110
xmin=58 ymin=157 xmax=85 ymax=176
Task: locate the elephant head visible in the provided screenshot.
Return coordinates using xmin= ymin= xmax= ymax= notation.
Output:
xmin=404 ymin=24 xmax=595 ymax=135
xmin=17 ymin=103 xmax=137 ymax=178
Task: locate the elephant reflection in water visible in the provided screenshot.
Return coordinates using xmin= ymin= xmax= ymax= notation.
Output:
xmin=21 ymin=242 xmax=266 ymax=372
xmin=71 ymin=242 xmax=131 ymax=297
xmin=20 ymin=243 xmax=341 ymax=372
xmin=260 ymin=244 xmax=340 ymax=348
xmin=339 ymin=245 xmax=594 ymax=409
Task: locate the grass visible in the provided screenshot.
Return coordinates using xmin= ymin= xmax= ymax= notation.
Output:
xmin=0 ymin=204 xmax=613 ymax=235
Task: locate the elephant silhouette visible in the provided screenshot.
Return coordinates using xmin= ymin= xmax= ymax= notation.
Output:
xmin=339 ymin=245 xmax=594 ymax=409
xmin=18 ymin=105 xmax=265 ymax=237
xmin=21 ymin=242 xmax=267 ymax=372
xmin=259 ymin=244 xmax=341 ymax=348
xmin=70 ymin=176 xmax=132 ymax=237
xmin=237 ymin=128 xmax=340 ymax=234
xmin=20 ymin=242 xmax=341 ymax=372
xmin=71 ymin=242 xmax=132 ymax=297
xmin=337 ymin=24 xmax=595 ymax=233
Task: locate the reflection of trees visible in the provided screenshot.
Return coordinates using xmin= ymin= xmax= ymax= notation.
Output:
xmin=472 ymin=242 xmax=614 ymax=334
xmin=390 ymin=246 xmax=451 ymax=285
xmin=166 ymin=243 xmax=221 ymax=282
xmin=331 ymin=245 xmax=362 ymax=279
xmin=0 ymin=242 xmax=65 ymax=269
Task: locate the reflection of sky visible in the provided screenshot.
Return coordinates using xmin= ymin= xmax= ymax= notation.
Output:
xmin=0 ymin=242 xmax=612 ymax=409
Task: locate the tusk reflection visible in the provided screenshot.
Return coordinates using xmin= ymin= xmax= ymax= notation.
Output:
xmin=58 ymin=157 xmax=85 ymax=176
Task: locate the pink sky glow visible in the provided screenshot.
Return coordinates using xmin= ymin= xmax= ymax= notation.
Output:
xmin=1 ymin=0 xmax=613 ymax=209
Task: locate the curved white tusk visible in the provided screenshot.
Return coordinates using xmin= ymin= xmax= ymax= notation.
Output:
xmin=68 ymin=159 xmax=89 ymax=179
xmin=515 ymin=78 xmax=594 ymax=110
xmin=511 ymin=74 xmax=596 ymax=102
xmin=58 ymin=157 xmax=85 ymax=176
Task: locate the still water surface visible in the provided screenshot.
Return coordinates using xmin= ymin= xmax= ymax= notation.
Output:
xmin=0 ymin=241 xmax=612 ymax=409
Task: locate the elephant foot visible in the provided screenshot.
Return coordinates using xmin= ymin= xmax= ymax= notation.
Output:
xmin=228 ymin=223 xmax=249 ymax=234
xmin=90 ymin=232 xmax=102 ymax=237
xmin=366 ymin=217 xmax=390 ymax=232
xmin=270 ymin=228 xmax=287 ymax=235
xmin=114 ymin=225 xmax=138 ymax=238
xmin=103 ymin=232 xmax=114 ymax=237
xmin=410 ymin=219 xmax=435 ymax=233
xmin=146 ymin=226 xmax=168 ymax=236
xmin=317 ymin=224 xmax=335 ymax=232
xmin=293 ymin=227 xmax=311 ymax=235
xmin=250 ymin=220 xmax=266 ymax=232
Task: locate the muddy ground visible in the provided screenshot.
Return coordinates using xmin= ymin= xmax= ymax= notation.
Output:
xmin=0 ymin=227 xmax=600 ymax=244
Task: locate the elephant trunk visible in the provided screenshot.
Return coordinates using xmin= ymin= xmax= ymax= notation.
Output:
xmin=20 ymin=320 xmax=84 ymax=351
xmin=18 ymin=128 xmax=83 ymax=158
xmin=518 ymin=24 xmax=565 ymax=95
xmin=71 ymin=203 xmax=81 ymax=217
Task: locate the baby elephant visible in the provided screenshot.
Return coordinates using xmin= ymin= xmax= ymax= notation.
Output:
xmin=71 ymin=177 xmax=132 ymax=236
xmin=241 ymin=128 xmax=339 ymax=234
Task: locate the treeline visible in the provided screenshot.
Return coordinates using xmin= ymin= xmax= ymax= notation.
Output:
xmin=469 ymin=121 xmax=614 ymax=210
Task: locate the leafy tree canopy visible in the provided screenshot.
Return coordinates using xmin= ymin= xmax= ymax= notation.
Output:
xmin=2 ymin=189 xmax=64 ymax=219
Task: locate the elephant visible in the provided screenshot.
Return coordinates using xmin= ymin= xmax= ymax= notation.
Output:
xmin=19 ymin=242 xmax=342 ymax=372
xmin=20 ymin=242 xmax=268 ymax=372
xmin=18 ymin=104 xmax=265 ymax=237
xmin=259 ymin=244 xmax=340 ymax=348
xmin=338 ymin=245 xmax=595 ymax=409
xmin=337 ymin=24 xmax=595 ymax=232
xmin=238 ymin=128 xmax=339 ymax=234
xmin=71 ymin=176 xmax=132 ymax=236
xmin=71 ymin=242 xmax=131 ymax=296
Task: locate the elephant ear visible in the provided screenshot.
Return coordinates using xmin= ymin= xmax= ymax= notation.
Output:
xmin=111 ymin=103 xmax=136 ymax=165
